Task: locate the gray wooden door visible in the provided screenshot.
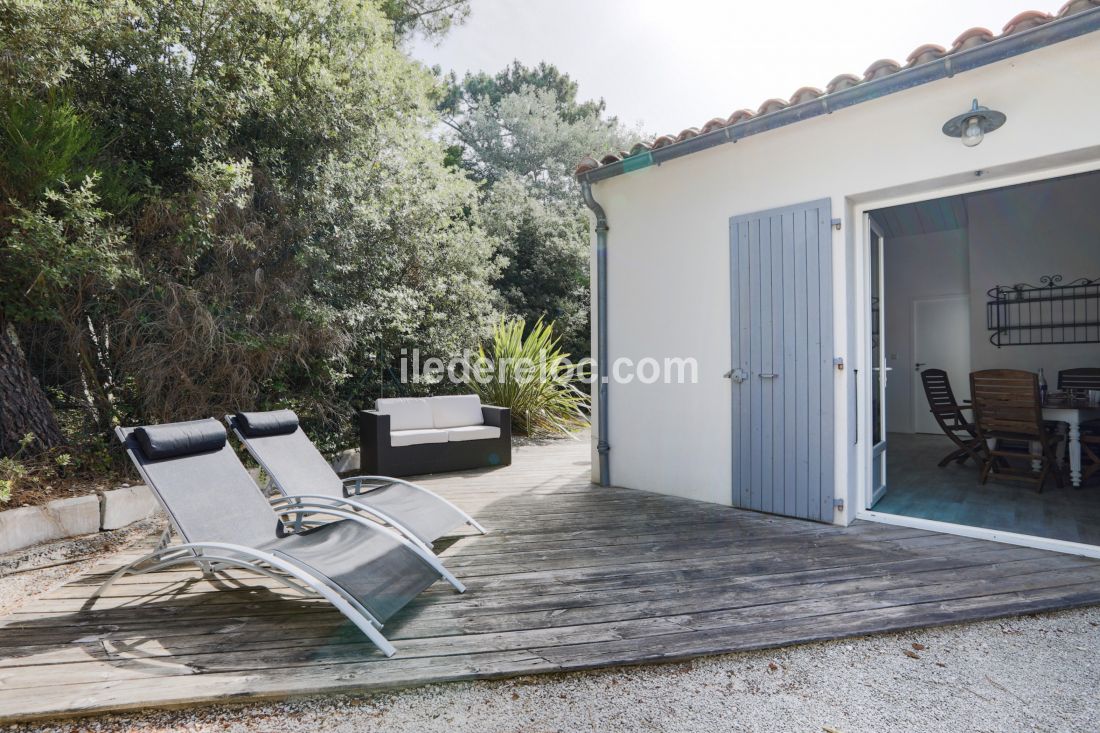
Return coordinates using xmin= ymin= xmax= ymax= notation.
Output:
xmin=729 ymin=199 xmax=834 ymax=522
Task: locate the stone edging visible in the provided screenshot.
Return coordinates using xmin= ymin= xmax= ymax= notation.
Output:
xmin=0 ymin=485 xmax=161 ymax=556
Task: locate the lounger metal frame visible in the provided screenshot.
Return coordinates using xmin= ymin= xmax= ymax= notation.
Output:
xmin=226 ymin=416 xmax=487 ymax=548
xmin=101 ymin=426 xmax=468 ymax=657
xmin=344 ymin=475 xmax=488 ymax=536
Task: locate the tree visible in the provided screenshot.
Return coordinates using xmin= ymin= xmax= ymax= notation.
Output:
xmin=0 ymin=321 xmax=63 ymax=456
xmin=0 ymin=87 xmax=126 ymax=455
xmin=380 ymin=0 xmax=470 ymax=40
xmin=0 ymin=0 xmax=499 ymax=455
xmin=439 ymin=62 xmax=637 ymax=357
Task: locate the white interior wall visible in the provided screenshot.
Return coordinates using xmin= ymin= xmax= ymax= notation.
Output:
xmin=587 ymin=32 xmax=1100 ymax=522
xmin=881 ymin=229 xmax=970 ymax=434
xmin=967 ymin=173 xmax=1100 ymax=379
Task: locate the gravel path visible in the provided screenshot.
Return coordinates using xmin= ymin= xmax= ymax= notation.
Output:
xmin=0 ymin=518 xmax=165 ymax=617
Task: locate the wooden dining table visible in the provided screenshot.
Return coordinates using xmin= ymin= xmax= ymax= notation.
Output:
xmin=1041 ymin=401 xmax=1100 ymax=487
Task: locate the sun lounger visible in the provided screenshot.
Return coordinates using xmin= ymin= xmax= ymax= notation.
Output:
xmin=226 ymin=410 xmax=486 ymax=549
xmin=102 ymin=418 xmax=465 ymax=656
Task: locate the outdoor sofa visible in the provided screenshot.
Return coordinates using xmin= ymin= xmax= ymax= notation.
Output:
xmin=360 ymin=394 xmax=511 ymax=477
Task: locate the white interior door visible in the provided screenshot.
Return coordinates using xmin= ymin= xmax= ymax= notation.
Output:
xmin=912 ymin=295 xmax=971 ymax=434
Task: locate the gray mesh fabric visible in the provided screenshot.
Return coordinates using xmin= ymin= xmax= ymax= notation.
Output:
xmin=231 ymin=415 xmax=468 ymax=544
xmin=121 ymin=427 xmax=280 ymax=548
xmin=237 ymin=424 xmax=346 ymax=499
xmin=262 ymin=521 xmax=440 ymax=623
xmin=350 ymin=483 xmax=465 ymax=544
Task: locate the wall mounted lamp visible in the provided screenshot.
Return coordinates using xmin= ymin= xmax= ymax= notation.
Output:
xmin=942 ymin=98 xmax=1006 ymax=147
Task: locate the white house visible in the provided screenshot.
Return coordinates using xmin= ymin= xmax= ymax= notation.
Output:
xmin=576 ymin=3 xmax=1100 ymax=557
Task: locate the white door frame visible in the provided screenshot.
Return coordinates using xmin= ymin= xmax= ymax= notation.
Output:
xmin=911 ymin=294 xmax=971 ymax=435
xmin=851 ymin=156 xmax=1100 ymax=559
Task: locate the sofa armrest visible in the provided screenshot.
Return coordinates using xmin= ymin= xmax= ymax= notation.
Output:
xmin=360 ymin=409 xmax=390 ymax=435
xmin=481 ymin=405 xmax=510 ymax=430
xmin=358 ymin=410 xmax=391 ymax=472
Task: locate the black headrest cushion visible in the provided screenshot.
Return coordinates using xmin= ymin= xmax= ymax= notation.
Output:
xmin=235 ymin=409 xmax=300 ymax=438
xmin=135 ymin=419 xmax=227 ymax=460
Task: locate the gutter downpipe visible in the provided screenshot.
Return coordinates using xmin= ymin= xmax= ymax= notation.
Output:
xmin=581 ymin=181 xmax=611 ymax=487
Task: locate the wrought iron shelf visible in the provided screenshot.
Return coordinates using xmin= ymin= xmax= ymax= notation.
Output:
xmin=987 ymin=275 xmax=1100 ymax=347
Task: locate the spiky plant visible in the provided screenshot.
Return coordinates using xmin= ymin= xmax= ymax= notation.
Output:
xmin=468 ymin=318 xmax=590 ymax=436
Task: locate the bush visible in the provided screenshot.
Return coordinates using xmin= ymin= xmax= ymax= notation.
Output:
xmin=0 ymin=432 xmax=74 ymax=504
xmin=468 ymin=318 xmax=589 ymax=437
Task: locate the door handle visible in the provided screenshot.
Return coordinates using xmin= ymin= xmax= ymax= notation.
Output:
xmin=759 ymin=373 xmax=779 ymax=379
xmin=914 ymin=362 xmax=926 ymax=372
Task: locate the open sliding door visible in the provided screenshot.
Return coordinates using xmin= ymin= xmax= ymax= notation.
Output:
xmin=729 ymin=199 xmax=834 ymax=522
xmin=867 ymin=216 xmax=888 ymax=506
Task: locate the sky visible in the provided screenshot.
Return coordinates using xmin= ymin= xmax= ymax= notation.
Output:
xmin=412 ymin=0 xmax=1051 ymax=137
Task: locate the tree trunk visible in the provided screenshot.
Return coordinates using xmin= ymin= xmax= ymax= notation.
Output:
xmin=0 ymin=317 xmax=64 ymax=456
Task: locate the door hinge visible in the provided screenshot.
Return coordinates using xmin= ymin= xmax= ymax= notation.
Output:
xmin=833 ymin=356 xmax=844 ymax=370
xmin=724 ymin=368 xmax=748 ymax=384
xmin=833 ymin=498 xmax=845 ymax=511
xmin=831 ymin=218 xmax=842 ymax=231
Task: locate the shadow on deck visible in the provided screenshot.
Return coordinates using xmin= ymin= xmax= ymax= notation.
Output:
xmin=2 ymin=436 xmax=1100 ymax=722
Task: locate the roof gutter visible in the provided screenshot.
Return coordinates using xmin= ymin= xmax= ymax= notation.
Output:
xmin=580 ymin=181 xmax=611 ymax=487
xmin=579 ymin=7 xmax=1100 ymax=184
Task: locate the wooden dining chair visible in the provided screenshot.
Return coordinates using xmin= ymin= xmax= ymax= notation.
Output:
xmin=969 ymin=369 xmax=1064 ymax=492
xmin=920 ymin=368 xmax=985 ymax=467
xmin=1058 ymin=368 xmax=1100 ymax=435
xmin=1057 ymin=368 xmax=1100 ymax=392
xmin=1082 ymin=434 xmax=1100 ymax=486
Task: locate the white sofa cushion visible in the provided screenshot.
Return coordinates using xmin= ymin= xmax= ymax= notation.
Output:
xmin=376 ymin=397 xmax=434 ymax=431
xmin=430 ymin=394 xmax=485 ymax=429
xmin=447 ymin=425 xmax=501 ymax=442
xmin=390 ymin=428 xmax=449 ymax=447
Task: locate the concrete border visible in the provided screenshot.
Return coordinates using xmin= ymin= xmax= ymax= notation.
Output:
xmin=0 ymin=486 xmax=161 ymax=556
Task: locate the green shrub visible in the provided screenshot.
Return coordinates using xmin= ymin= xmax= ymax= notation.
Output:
xmin=468 ymin=318 xmax=589 ymax=437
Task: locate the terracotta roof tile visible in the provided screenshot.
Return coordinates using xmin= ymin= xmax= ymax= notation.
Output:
xmin=1003 ymin=9 xmax=1053 ymax=33
xmin=863 ymin=58 xmax=902 ymax=80
xmin=788 ymin=86 xmax=824 ymax=105
xmin=700 ymin=117 xmax=728 ymax=134
xmin=574 ymin=156 xmax=599 ymax=176
xmin=1060 ymin=0 xmax=1100 ymax=16
xmin=825 ymin=73 xmax=862 ymax=94
xmin=950 ymin=26 xmax=996 ymax=51
xmin=906 ymin=43 xmax=947 ymax=66
xmin=579 ymin=4 xmax=1097 ymax=175
xmin=726 ymin=109 xmax=756 ymax=125
xmin=757 ymin=98 xmax=789 ymax=115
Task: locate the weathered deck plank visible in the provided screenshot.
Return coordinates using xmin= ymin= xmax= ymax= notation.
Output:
xmin=1 ymin=436 xmax=1099 ymax=723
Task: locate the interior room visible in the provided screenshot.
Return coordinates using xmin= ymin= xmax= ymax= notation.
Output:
xmin=868 ymin=169 xmax=1100 ymax=546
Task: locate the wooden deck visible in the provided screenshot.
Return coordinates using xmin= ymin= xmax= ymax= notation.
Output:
xmin=3 ymin=436 xmax=1100 ymax=723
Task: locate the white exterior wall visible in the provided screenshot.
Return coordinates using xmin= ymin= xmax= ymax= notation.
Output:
xmin=587 ymin=33 xmax=1100 ymax=524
